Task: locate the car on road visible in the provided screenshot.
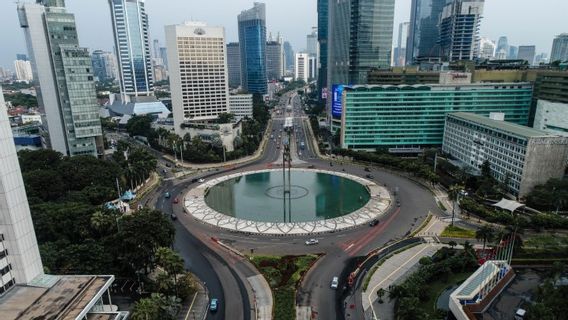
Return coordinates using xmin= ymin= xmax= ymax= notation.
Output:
xmin=305 ymin=239 xmax=319 ymax=245
xmin=330 ymin=277 xmax=339 ymax=289
xmin=210 ymin=298 xmax=218 ymax=312
xmin=173 ymin=198 xmax=179 ymax=204
xmin=366 ymin=174 xmax=374 ymax=179
xmin=164 ymin=192 xmax=171 ymax=199
xmin=165 ymin=163 xmax=172 ymax=168
xmin=369 ymin=219 xmax=379 ymax=227
xmin=396 ymin=200 xmax=401 ymax=207
xmin=364 ymin=167 xmax=371 ymax=172
xmin=198 ymin=178 xmax=205 ymax=183
xmin=191 ymin=178 xmax=198 ymax=183
xmin=170 ymin=213 xmax=177 ymax=221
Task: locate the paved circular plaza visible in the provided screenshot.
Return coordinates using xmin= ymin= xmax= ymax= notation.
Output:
xmin=183 ymin=168 xmax=393 ymax=235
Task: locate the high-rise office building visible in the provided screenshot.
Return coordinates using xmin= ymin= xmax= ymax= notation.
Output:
xmin=153 ymin=38 xmax=160 ymax=60
xmin=14 ymin=60 xmax=33 ymax=81
xmin=328 ymin=0 xmax=395 ymax=86
xmin=165 ymin=22 xmax=229 ymax=135
xmin=160 ymin=47 xmax=168 ymax=69
xmin=91 ymin=50 xmax=119 ymax=81
xmin=479 ymin=37 xmax=496 ymax=59
xmin=407 ymin=0 xmax=448 ymax=64
xmin=518 ymin=45 xmax=536 ymax=65
xmin=0 ymin=85 xmax=44 ymax=286
xmin=295 ymin=53 xmax=309 ymax=82
xmin=534 ymin=53 xmax=548 ymax=65
xmin=508 ymin=45 xmax=518 ymax=59
xmin=440 ymin=0 xmax=484 ymax=62
xmin=306 ymin=28 xmax=318 ymax=56
xmin=18 ymin=1 xmax=103 ymax=157
xmin=16 ymin=54 xmax=29 ymax=61
xmin=496 ymin=36 xmax=509 ymax=55
xmin=394 ymin=22 xmax=409 ymax=66
xmin=108 ymin=0 xmax=154 ymax=98
xmin=317 ymin=0 xmax=328 ymax=99
xmin=227 ymin=42 xmax=242 ymax=88
xmin=238 ymin=2 xmax=267 ymax=94
xmin=283 ymin=41 xmax=294 ymax=73
xmin=266 ymin=39 xmax=283 ymax=80
xmin=550 ymin=33 xmax=568 ymax=63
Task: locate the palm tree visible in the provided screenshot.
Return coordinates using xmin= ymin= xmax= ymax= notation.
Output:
xmin=131 ymin=297 xmax=159 ymax=320
xmin=156 ymin=247 xmax=185 ymax=298
xmin=377 ymin=288 xmax=386 ymax=303
xmin=475 ymin=225 xmax=495 ymax=253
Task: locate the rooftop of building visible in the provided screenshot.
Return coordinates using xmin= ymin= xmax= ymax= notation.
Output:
xmin=448 ymin=112 xmax=559 ymax=138
xmin=345 ymin=82 xmax=532 ymax=91
xmin=108 ymin=95 xmax=170 ymax=117
xmin=0 ymin=274 xmax=118 ymax=320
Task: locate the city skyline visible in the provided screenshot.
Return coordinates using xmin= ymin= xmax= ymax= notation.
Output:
xmin=1 ymin=0 xmax=567 ymax=69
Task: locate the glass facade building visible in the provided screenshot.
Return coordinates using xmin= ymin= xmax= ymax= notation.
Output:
xmin=109 ymin=0 xmax=154 ymax=96
xmin=227 ymin=42 xmax=242 ymax=88
xmin=439 ymin=0 xmax=484 ymax=62
xmin=406 ymin=0 xmax=448 ymax=64
xmin=317 ymin=0 xmax=328 ymax=100
xmin=340 ymin=83 xmax=533 ymax=150
xmin=18 ymin=1 xmax=102 ymax=157
xmin=238 ymin=3 xmax=267 ymax=94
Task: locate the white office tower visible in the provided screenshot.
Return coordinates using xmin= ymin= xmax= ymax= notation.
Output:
xmin=295 ymin=53 xmax=310 ymax=82
xmin=14 ymin=60 xmax=33 ymax=82
xmin=0 ymin=86 xmax=44 ymax=288
xmin=165 ymin=22 xmax=229 ymax=136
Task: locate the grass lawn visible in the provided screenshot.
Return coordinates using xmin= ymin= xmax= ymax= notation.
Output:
xmin=440 ymin=225 xmax=476 ymax=238
xmin=421 ymin=272 xmax=472 ymax=315
xmin=250 ymin=255 xmax=318 ymax=320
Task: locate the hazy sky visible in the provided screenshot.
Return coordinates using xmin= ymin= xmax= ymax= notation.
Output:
xmin=1 ymin=0 xmax=567 ymax=69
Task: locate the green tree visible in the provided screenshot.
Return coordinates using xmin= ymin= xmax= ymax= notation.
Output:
xmin=126 ymin=115 xmax=153 ymax=137
xmin=217 ymin=112 xmax=235 ymax=123
xmin=475 ymin=225 xmax=495 ymax=253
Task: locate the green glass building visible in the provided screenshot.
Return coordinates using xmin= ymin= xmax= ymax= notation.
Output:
xmin=340 ymin=83 xmax=533 ymax=150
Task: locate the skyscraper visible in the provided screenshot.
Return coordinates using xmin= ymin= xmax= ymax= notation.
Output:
xmin=508 ymin=45 xmax=518 ymax=59
xmin=238 ymin=2 xmax=267 ymax=94
xmin=227 ymin=42 xmax=242 ymax=88
xmin=496 ymin=36 xmax=509 ymax=55
xmin=317 ymin=0 xmax=328 ymax=100
xmin=18 ymin=0 xmax=103 ymax=157
xmin=108 ymin=0 xmax=154 ymax=99
xmin=0 ymin=85 xmax=44 ymax=286
xmin=295 ymin=53 xmax=309 ymax=82
xmin=153 ymin=39 xmax=160 ymax=60
xmin=14 ymin=59 xmax=33 ymax=81
xmin=165 ymin=22 xmax=229 ymax=136
xmin=306 ymin=28 xmax=318 ymax=56
xmin=440 ymin=0 xmax=484 ymax=62
xmin=91 ymin=50 xmax=119 ymax=81
xmin=394 ymin=22 xmax=409 ymax=66
xmin=328 ymin=0 xmax=395 ymax=86
xmin=406 ymin=0 xmax=448 ymax=64
xmin=550 ymin=33 xmax=568 ymax=63
xmin=283 ymin=41 xmax=294 ymax=73
xmin=266 ymin=39 xmax=283 ymax=80
xmin=518 ymin=45 xmax=536 ymax=65
xmin=479 ymin=37 xmax=496 ymax=59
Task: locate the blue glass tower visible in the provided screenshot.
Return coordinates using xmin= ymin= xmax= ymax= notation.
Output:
xmin=406 ymin=0 xmax=449 ymax=65
xmin=109 ymin=0 xmax=153 ymax=97
xmin=238 ymin=2 xmax=267 ymax=94
xmin=317 ymin=0 xmax=328 ymax=101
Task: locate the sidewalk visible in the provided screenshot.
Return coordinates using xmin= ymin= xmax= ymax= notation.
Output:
xmin=361 ymin=243 xmax=445 ymax=320
xmin=247 ymin=274 xmax=273 ymax=320
xmin=178 ymin=282 xmax=209 ymax=320
xmin=416 ymin=215 xmax=450 ymax=239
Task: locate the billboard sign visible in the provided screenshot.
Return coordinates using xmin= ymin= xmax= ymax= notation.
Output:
xmin=331 ymin=84 xmax=344 ymax=119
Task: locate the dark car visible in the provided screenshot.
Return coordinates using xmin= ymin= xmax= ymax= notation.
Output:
xmin=364 ymin=167 xmax=371 ymax=172
xmin=369 ymin=219 xmax=379 ymax=227
xmin=366 ymin=174 xmax=374 ymax=179
xmin=170 ymin=213 xmax=177 ymax=220
xmin=191 ymin=178 xmax=198 ymax=183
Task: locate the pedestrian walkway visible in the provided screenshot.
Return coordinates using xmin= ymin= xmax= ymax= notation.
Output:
xmin=178 ymin=282 xmax=208 ymax=320
xmin=247 ymin=275 xmax=273 ymax=320
xmin=362 ymin=243 xmax=446 ymax=320
xmin=417 ymin=215 xmax=450 ymax=238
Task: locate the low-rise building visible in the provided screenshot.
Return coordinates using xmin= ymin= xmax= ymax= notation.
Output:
xmin=443 ymin=112 xmax=568 ymax=197
xmin=229 ymin=94 xmax=253 ymax=121
xmin=533 ymin=99 xmax=568 ymax=136
xmin=339 ymin=83 xmax=532 ymax=152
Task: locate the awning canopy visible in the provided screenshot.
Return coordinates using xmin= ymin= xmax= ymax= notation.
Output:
xmin=492 ymin=198 xmax=525 ymax=213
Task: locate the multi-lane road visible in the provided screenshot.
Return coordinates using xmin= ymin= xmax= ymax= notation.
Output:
xmin=138 ymin=89 xmax=441 ymax=320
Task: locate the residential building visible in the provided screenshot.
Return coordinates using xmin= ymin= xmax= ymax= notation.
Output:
xmin=479 ymin=37 xmax=496 ymax=59
xmin=283 ymin=41 xmax=294 ymax=73
xmin=14 ymin=59 xmax=33 ymax=81
xmin=229 ymin=94 xmax=253 ymax=120
xmin=394 ymin=22 xmax=409 ymax=66
xmin=238 ymin=2 xmax=267 ymax=94
xmin=18 ymin=1 xmax=103 ymax=157
xmin=91 ymin=50 xmax=118 ymax=81
xmin=533 ymin=100 xmax=568 ymax=136
xmin=328 ymin=0 xmax=395 ymax=86
xmin=517 ymin=45 xmax=536 ymax=65
xmin=443 ymin=112 xmax=568 ymax=196
xmin=406 ymin=0 xmax=448 ymax=64
xmin=227 ymin=42 xmax=242 ymax=88
xmin=306 ymin=28 xmax=318 ymax=57
xmin=440 ymin=0 xmax=484 ymax=62
xmin=295 ymin=53 xmax=309 ymax=82
xmin=339 ymin=82 xmax=533 ymax=152
xmin=165 ymin=22 xmax=229 ymax=136
xmin=108 ymin=0 xmax=154 ymax=98
xmin=266 ymin=39 xmax=283 ymax=80
xmin=317 ymin=0 xmax=329 ymax=99
xmin=550 ymin=33 xmax=568 ymax=62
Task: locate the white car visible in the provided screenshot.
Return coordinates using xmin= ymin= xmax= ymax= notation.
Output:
xmin=330 ymin=277 xmax=339 ymax=289
xmin=305 ymin=239 xmax=319 ymax=245
xmin=198 ymin=178 xmax=205 ymax=183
